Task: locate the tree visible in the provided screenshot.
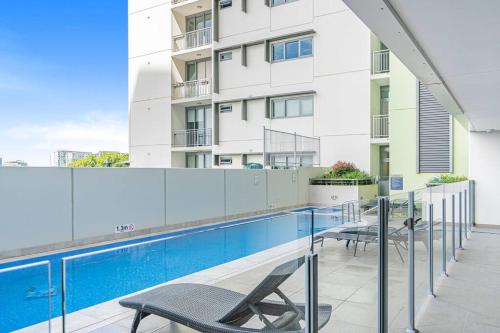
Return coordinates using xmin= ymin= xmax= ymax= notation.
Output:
xmin=68 ymin=152 xmax=129 ymax=168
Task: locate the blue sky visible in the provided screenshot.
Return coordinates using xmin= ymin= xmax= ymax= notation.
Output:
xmin=0 ymin=0 xmax=128 ymax=166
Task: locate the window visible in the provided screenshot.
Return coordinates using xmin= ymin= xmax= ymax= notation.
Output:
xmin=271 ymin=95 xmax=314 ymax=118
xmin=187 ymin=153 xmax=211 ymax=168
xmin=271 ymin=99 xmax=286 ymax=118
xmin=272 ymin=37 xmax=313 ymax=62
xmin=285 ymin=99 xmax=300 ymax=117
xmin=299 ymin=38 xmax=313 ymax=56
xmin=301 ymin=96 xmax=313 ymax=116
xmin=220 ymin=51 xmax=232 ymax=61
xmin=219 ymin=156 xmax=233 ymax=165
xmin=220 ymin=0 xmax=232 ymax=9
xmin=272 ymin=0 xmax=298 ymax=6
xmin=272 ymin=43 xmax=284 ymax=61
xmin=269 ymin=154 xmax=314 ymax=169
xmin=186 ymin=11 xmax=211 ymax=32
xmin=285 ymin=40 xmax=299 ymax=59
xmin=219 ymin=104 xmax=232 ymax=113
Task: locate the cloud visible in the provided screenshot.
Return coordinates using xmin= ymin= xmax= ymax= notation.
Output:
xmin=1 ymin=111 xmax=128 ymax=165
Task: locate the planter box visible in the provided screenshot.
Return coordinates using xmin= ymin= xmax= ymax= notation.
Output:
xmin=308 ymin=184 xmax=378 ymax=206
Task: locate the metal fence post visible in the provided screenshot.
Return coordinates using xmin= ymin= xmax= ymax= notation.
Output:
xmin=377 ymin=197 xmax=389 ymax=333
xmin=428 ymin=203 xmax=435 ymax=297
xmin=262 ymin=126 xmax=266 ymax=167
xmin=305 ymin=210 xmax=318 ymax=333
xmin=48 ymin=263 xmax=52 ymax=333
xmin=442 ymin=198 xmax=447 ymax=276
xmin=464 ymin=189 xmax=468 ymax=239
xmin=293 ymin=132 xmax=297 ymax=169
xmin=305 ymin=253 xmax=318 ymax=333
xmin=452 ymin=195 xmax=457 ymax=261
xmin=406 ymin=192 xmax=418 ymax=333
xmin=62 ymin=259 xmax=67 ymax=333
xmin=459 ymin=192 xmax=463 ymax=249
xmin=469 ymin=180 xmax=475 ymax=227
xmin=342 ymin=203 xmax=345 ymax=224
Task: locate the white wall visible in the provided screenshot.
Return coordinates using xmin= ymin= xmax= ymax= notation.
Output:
xmin=0 ymin=167 xmax=324 ymax=255
xmin=165 ymin=169 xmax=225 ymax=224
xmin=267 ymin=170 xmax=299 ymax=209
xmin=469 ymin=131 xmax=500 ymax=225
xmin=129 ymin=2 xmax=173 ymax=167
xmin=225 ymin=170 xmax=268 ymax=215
xmin=73 ymin=168 xmax=166 ymax=239
xmin=215 ymin=0 xmax=372 ymax=172
xmin=0 ymin=168 xmax=73 ymax=252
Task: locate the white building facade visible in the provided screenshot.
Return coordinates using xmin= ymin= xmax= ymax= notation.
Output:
xmin=129 ymin=0 xmax=389 ymax=172
xmin=51 ymin=150 xmax=92 ymax=167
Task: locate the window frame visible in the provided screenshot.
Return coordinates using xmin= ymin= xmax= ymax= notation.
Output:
xmin=219 ymin=51 xmax=232 ymax=62
xmin=271 ymin=36 xmax=313 ymax=63
xmin=270 ymin=94 xmax=314 ymax=119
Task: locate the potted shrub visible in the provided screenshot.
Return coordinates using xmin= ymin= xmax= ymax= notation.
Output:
xmin=309 ymin=161 xmax=377 ymax=206
xmin=427 ymin=174 xmax=468 ymax=186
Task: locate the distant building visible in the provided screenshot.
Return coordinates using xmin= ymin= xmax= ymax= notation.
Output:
xmin=0 ymin=157 xmax=2 ymax=166
xmin=3 ymin=160 xmax=28 ymax=167
xmin=96 ymin=151 xmax=119 ymax=157
xmin=51 ymin=150 xmax=92 ymax=167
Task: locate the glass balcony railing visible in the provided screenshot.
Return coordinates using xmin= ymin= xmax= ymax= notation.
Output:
xmin=372 ymin=49 xmax=390 ymax=74
xmin=173 ymin=27 xmax=212 ymax=52
xmin=172 ymin=79 xmax=211 ymax=100
xmin=172 ymin=128 xmax=212 ymax=147
xmin=372 ymin=114 xmax=389 ymax=138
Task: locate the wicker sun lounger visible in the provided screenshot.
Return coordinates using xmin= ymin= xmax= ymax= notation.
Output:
xmin=119 ymin=256 xmax=332 ymax=332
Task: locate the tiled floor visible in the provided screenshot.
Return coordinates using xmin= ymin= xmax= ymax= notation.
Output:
xmin=416 ymin=228 xmax=500 ymax=333
xmin=18 ymin=226 xmax=500 ymax=333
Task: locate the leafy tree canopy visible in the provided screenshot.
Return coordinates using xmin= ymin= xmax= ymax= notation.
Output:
xmin=68 ymin=152 xmax=129 ymax=168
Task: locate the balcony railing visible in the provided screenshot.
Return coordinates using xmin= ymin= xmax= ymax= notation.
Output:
xmin=172 ymin=79 xmax=211 ymax=100
xmin=172 ymin=128 xmax=212 ymax=147
xmin=372 ymin=114 xmax=389 ymax=138
xmin=372 ymin=49 xmax=390 ymax=74
xmin=173 ymin=27 xmax=212 ymax=52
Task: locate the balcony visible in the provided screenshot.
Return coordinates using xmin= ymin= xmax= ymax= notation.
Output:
xmin=172 ymin=128 xmax=212 ymax=147
xmin=372 ymin=49 xmax=390 ymax=74
xmin=173 ymin=27 xmax=212 ymax=53
xmin=371 ymin=114 xmax=389 ymax=139
xmin=172 ymin=79 xmax=211 ymax=100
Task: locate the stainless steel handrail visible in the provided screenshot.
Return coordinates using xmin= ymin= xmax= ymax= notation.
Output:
xmin=0 ymin=260 xmax=52 ymax=332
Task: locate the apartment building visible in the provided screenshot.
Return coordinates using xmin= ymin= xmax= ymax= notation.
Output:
xmin=51 ymin=150 xmax=92 ymax=167
xmin=2 ymin=160 xmax=28 ymax=167
xmin=128 ymin=0 xmax=469 ymax=193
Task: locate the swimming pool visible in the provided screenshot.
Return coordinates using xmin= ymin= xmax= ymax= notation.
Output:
xmin=0 ymin=208 xmax=341 ymax=332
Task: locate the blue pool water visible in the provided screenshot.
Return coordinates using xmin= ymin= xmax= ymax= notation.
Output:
xmin=0 ymin=208 xmax=340 ymax=332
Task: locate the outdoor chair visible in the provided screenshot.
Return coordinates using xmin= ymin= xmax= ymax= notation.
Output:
xmin=119 ymin=256 xmax=332 ymax=333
